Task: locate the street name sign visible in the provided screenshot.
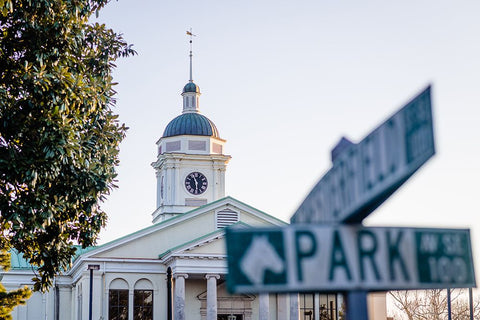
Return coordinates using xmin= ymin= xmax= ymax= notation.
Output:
xmin=291 ymin=86 xmax=435 ymax=224
xmin=226 ymin=225 xmax=475 ymax=294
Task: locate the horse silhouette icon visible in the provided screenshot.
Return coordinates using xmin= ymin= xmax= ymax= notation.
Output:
xmin=240 ymin=235 xmax=285 ymax=284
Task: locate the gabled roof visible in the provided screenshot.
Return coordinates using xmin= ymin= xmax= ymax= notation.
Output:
xmin=158 ymin=228 xmax=225 ymax=263
xmin=9 ymin=197 xmax=287 ymax=274
xmin=9 ymin=245 xmax=97 ymax=270
xmin=158 ymin=227 xmax=225 ymax=260
xmin=9 ymin=250 xmax=33 ymax=270
xmin=69 ymin=196 xmax=287 ymax=272
xmin=158 ymin=221 xmax=250 ymax=262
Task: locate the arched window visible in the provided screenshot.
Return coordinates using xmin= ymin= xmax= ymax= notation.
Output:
xmin=134 ymin=279 xmax=154 ymax=320
xmin=109 ymin=278 xmax=129 ymax=320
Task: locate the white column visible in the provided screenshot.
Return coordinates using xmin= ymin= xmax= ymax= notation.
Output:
xmin=212 ymin=164 xmax=218 ymax=200
xmin=42 ymin=293 xmax=47 ymax=320
xmin=128 ymin=288 xmax=134 ymax=320
xmin=259 ymin=293 xmax=269 ymax=320
xmin=205 ymin=274 xmax=220 ymax=320
xmin=218 ymin=165 xmax=226 ymax=198
xmin=290 ymin=293 xmax=299 ymax=320
xmin=175 ymin=273 xmax=189 ymax=320
xmin=173 ymin=159 xmax=180 ymax=206
xmin=58 ymin=286 xmax=73 ymax=320
xmin=277 ymin=294 xmax=288 ymax=320
xmin=156 ymin=170 xmax=162 ymax=208
xmin=314 ymin=294 xmax=320 ymax=320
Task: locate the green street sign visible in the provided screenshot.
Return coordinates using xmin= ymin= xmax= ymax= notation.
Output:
xmin=291 ymin=86 xmax=435 ymax=224
xmin=226 ymin=225 xmax=475 ymax=293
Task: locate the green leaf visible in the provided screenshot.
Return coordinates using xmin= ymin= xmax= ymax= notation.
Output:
xmin=0 ymin=0 xmax=136 ymax=314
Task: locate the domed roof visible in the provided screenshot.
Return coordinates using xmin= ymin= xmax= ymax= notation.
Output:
xmin=183 ymin=82 xmax=200 ymax=93
xmin=162 ymin=112 xmax=219 ymax=138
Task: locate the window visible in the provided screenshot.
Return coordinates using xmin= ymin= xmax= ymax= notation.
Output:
xmin=109 ymin=290 xmax=128 ymax=320
xmin=165 ymin=141 xmax=181 ymax=152
xmin=134 ymin=290 xmax=153 ymax=320
xmin=299 ymin=293 xmax=338 ymax=320
xmin=300 ymin=293 xmax=314 ymax=320
xmin=188 ymin=140 xmax=206 ymax=151
xmin=319 ymin=293 xmax=337 ymax=320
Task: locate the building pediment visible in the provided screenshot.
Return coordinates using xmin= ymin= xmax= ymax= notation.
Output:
xmin=68 ymin=196 xmax=286 ymax=277
xmin=158 ymin=228 xmax=226 ymax=264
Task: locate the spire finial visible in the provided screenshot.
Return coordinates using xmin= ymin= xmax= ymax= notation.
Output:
xmin=186 ymin=28 xmax=196 ymax=83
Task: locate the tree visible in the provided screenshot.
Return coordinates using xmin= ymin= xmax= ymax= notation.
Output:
xmin=389 ymin=289 xmax=480 ymax=320
xmin=0 ymin=0 xmax=135 ymax=312
xmin=0 ymin=251 xmax=31 ymax=320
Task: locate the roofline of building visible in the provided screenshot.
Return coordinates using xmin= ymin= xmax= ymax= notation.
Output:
xmin=68 ymin=196 xmax=288 ymax=273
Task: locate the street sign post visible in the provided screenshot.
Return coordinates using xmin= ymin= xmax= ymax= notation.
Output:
xmin=226 ymin=225 xmax=475 ymax=294
xmin=225 ymin=86 xmax=474 ymax=320
xmin=291 ymin=86 xmax=435 ymax=224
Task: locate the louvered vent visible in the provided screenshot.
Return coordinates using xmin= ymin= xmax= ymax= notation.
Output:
xmin=216 ymin=209 xmax=239 ymax=229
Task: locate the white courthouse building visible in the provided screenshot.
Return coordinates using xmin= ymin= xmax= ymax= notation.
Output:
xmin=2 ymin=55 xmax=387 ymax=320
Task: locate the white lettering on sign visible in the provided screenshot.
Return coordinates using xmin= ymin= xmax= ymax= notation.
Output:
xmin=286 ymin=227 xmax=416 ymax=289
xmin=226 ymin=225 xmax=475 ymax=293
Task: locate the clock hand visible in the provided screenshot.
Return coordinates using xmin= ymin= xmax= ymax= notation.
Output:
xmin=193 ymin=176 xmax=199 ymax=189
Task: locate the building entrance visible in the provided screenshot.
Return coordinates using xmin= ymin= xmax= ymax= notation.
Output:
xmin=218 ymin=314 xmax=243 ymax=320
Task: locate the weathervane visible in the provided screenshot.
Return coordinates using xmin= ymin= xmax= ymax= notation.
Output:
xmin=186 ymin=28 xmax=196 ymax=82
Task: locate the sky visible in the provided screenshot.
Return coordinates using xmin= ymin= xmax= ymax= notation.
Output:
xmin=94 ymin=0 xmax=480 ymax=281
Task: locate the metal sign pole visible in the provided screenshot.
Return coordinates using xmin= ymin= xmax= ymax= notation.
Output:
xmin=88 ymin=268 xmax=94 ymax=320
xmin=87 ymin=264 xmax=100 ymax=320
xmin=447 ymin=288 xmax=452 ymax=320
xmin=345 ymin=291 xmax=368 ymax=320
xmin=469 ymin=287 xmax=474 ymax=320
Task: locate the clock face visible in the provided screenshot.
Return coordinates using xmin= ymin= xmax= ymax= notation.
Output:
xmin=185 ymin=172 xmax=208 ymax=195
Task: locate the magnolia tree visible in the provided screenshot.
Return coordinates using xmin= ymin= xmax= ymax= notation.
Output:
xmin=0 ymin=0 xmax=135 ymax=315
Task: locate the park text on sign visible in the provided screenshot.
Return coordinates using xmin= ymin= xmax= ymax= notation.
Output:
xmin=291 ymin=86 xmax=435 ymax=224
xmin=226 ymin=225 xmax=475 ymax=293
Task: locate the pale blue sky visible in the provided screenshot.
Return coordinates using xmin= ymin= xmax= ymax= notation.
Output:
xmin=95 ymin=0 xmax=480 ymax=277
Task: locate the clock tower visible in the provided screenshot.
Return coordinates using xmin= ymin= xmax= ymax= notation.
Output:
xmin=151 ymin=37 xmax=231 ymax=223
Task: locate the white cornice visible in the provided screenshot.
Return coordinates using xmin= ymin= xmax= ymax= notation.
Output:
xmin=151 ymin=153 xmax=231 ymax=169
xmin=168 ymin=258 xmax=228 ymax=276
xmin=156 ymin=134 xmax=227 ymax=145
xmin=159 ymin=152 xmax=231 ymax=162
xmin=69 ymin=258 xmax=165 ymax=283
